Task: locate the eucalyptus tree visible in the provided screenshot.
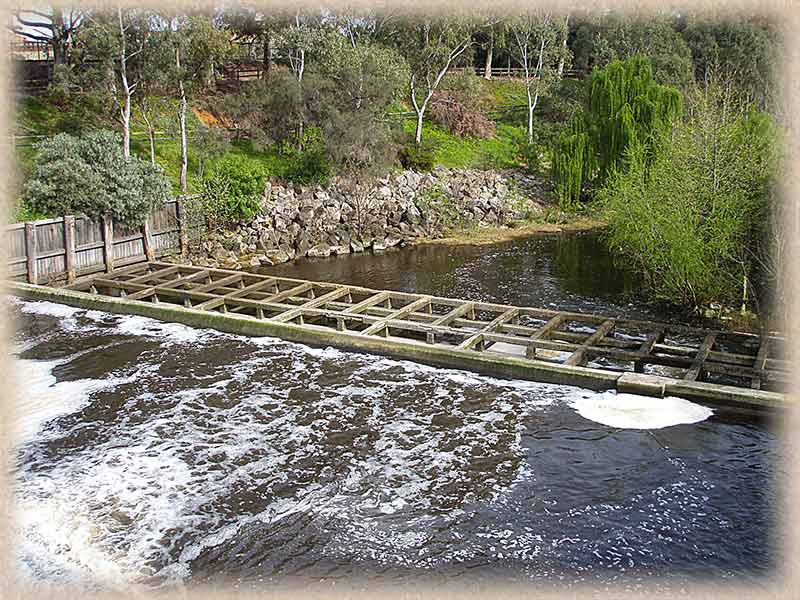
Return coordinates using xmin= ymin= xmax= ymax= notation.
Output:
xmin=393 ymin=14 xmax=488 ymax=144
xmin=77 ymin=8 xmax=151 ymax=157
xmin=508 ymin=11 xmax=569 ymax=143
xmin=162 ymin=13 xmax=231 ymax=192
xmin=681 ymin=17 xmax=778 ymax=110
xmin=9 ymin=6 xmax=85 ymax=66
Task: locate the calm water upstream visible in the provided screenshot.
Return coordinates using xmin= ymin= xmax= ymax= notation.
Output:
xmin=8 ymin=231 xmax=784 ymax=593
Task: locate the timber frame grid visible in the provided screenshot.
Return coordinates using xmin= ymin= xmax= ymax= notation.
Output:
xmin=65 ymin=260 xmax=787 ymax=395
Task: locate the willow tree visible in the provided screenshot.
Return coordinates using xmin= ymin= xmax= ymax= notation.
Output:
xmin=553 ymin=55 xmax=682 ymax=208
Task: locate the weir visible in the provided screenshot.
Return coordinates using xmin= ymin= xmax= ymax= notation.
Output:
xmin=8 ymin=260 xmax=788 ymax=412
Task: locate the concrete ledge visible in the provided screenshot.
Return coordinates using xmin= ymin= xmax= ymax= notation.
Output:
xmin=7 ymin=282 xmax=788 ymax=412
xmin=7 ymin=282 xmax=621 ymax=392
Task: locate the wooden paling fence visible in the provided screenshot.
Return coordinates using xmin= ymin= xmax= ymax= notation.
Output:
xmin=5 ymin=199 xmax=189 ymax=285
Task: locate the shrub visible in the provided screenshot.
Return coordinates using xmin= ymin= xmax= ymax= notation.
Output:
xmin=398 ymin=141 xmax=437 ymax=172
xmin=200 ymin=157 xmax=266 ymax=226
xmin=22 ymin=130 xmax=171 ymax=226
xmin=428 ymin=91 xmax=496 ymax=139
xmin=597 ymin=84 xmax=779 ymax=309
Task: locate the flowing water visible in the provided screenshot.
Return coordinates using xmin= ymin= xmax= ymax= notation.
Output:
xmin=7 ymin=231 xmax=784 ymax=592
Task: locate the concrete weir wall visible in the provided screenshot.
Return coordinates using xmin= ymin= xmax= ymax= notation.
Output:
xmin=8 ymin=282 xmax=786 ymax=414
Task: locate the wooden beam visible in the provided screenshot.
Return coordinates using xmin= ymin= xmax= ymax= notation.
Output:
xmin=24 ymin=222 xmax=38 ymax=285
xmin=343 ymin=291 xmax=392 ymax=314
xmin=564 ymin=319 xmax=615 ymax=367
xmin=102 ymin=216 xmax=114 ymax=272
xmin=525 ymin=314 xmax=566 ymax=358
xmin=431 ymin=302 xmax=475 ymax=326
xmin=264 ymin=282 xmax=314 ymax=304
xmin=64 ymin=216 xmax=76 ymax=284
xmin=751 ymin=336 xmax=771 ymax=390
xmin=634 ymin=328 xmax=663 ymax=372
xmin=458 ymin=308 xmax=520 ymax=351
xmin=271 ymin=287 xmax=352 ymax=323
xmin=361 ymin=296 xmax=432 ymax=336
xmin=684 ymin=333 xmax=717 ymax=381
xmin=190 ymin=273 xmax=243 ymax=294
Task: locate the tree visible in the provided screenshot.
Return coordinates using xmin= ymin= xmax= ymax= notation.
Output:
xmin=22 ymin=130 xmax=171 ymax=226
xmin=598 ymin=82 xmax=779 ymax=310
xmin=570 ymin=14 xmax=693 ymax=88
xmin=681 ymin=17 xmax=778 ymax=110
xmin=9 ymin=7 xmax=84 ymax=66
xmin=77 ymin=8 xmax=150 ymax=157
xmin=164 ymin=14 xmax=231 ymax=192
xmin=509 ymin=11 xmax=569 ymax=143
xmin=393 ymin=16 xmax=483 ymax=144
xmin=553 ymin=56 xmax=683 ymax=208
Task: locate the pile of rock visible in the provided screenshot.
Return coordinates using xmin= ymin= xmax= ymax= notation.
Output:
xmin=189 ymin=167 xmax=548 ymax=270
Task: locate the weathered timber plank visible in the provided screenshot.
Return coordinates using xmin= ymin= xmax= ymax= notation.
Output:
xmin=362 ymin=296 xmax=433 ymax=336
xmin=634 ymin=328 xmax=664 ymax=372
xmin=264 ymin=282 xmax=314 ymax=304
xmin=190 ymin=273 xmax=243 ymax=294
xmin=343 ymin=291 xmax=392 ymax=314
xmin=271 ymin=287 xmax=353 ymax=323
xmin=684 ymin=333 xmax=717 ymax=381
xmin=458 ymin=308 xmax=520 ymax=351
xmin=751 ymin=336 xmax=771 ymax=390
xmin=432 ymin=302 xmax=475 ymax=326
xmin=564 ymin=319 xmax=616 ymax=367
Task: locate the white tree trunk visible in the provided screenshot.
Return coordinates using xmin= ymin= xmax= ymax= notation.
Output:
xmin=179 ymin=81 xmax=188 ymax=193
xmin=141 ymin=108 xmax=156 ymax=165
xmin=483 ymin=32 xmax=494 ymax=80
xmin=118 ymin=8 xmax=132 ymax=158
xmin=557 ymin=14 xmax=570 ymax=77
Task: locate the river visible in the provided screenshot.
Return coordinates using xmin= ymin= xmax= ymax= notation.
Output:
xmin=7 ymin=231 xmax=784 ymax=593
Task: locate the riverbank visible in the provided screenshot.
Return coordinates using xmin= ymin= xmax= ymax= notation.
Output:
xmin=414 ymin=217 xmax=607 ymax=246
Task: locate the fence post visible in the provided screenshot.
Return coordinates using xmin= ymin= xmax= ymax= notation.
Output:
xmin=175 ymin=198 xmax=189 ymax=257
xmin=102 ymin=215 xmax=114 ymax=272
xmin=142 ymin=216 xmax=155 ymax=261
xmin=25 ymin=222 xmax=38 ymax=284
xmin=64 ymin=215 xmax=76 ymax=284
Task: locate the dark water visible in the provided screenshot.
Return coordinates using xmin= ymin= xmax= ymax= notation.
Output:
xmin=8 ymin=231 xmax=784 ymax=592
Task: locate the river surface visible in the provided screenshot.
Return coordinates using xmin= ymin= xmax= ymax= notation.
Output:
xmin=7 ymin=231 xmax=784 ymax=593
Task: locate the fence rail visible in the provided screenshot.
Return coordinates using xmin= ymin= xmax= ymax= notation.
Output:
xmin=4 ymin=199 xmax=189 ymax=285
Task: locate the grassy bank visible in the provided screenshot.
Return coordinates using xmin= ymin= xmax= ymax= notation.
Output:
xmin=415 ymin=216 xmax=607 ymax=246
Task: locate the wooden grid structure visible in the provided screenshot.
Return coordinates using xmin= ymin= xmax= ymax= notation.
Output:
xmin=67 ymin=261 xmax=788 ymax=394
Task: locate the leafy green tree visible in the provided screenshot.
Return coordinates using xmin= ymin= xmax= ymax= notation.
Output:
xmin=571 ymin=14 xmax=693 ymax=88
xmin=597 ymin=82 xmax=779 ymax=310
xmin=508 ymin=11 xmax=569 ymax=143
xmin=553 ymin=56 xmax=682 ymax=208
xmin=163 ymin=13 xmax=231 ymax=192
xmin=75 ymin=8 xmax=151 ymax=157
xmin=392 ymin=15 xmax=482 ymax=144
xmin=681 ymin=17 xmax=778 ymax=110
xmin=22 ymin=130 xmax=171 ymax=226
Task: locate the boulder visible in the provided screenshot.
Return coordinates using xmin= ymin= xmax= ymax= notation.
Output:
xmin=307 ymin=243 xmax=332 ymax=258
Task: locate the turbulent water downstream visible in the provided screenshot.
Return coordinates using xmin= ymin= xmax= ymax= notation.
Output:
xmin=7 ymin=231 xmax=784 ymax=592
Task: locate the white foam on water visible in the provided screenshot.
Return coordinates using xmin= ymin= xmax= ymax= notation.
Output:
xmin=567 ymin=390 xmax=713 ymax=429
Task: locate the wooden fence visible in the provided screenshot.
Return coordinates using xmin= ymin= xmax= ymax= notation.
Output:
xmin=5 ymin=199 xmax=189 ymax=285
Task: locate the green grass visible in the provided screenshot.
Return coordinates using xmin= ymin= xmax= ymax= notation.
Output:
xmin=401 ymin=120 xmax=526 ymax=170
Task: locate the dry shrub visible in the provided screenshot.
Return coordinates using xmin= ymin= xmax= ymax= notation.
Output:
xmin=428 ymin=91 xmax=496 ymax=139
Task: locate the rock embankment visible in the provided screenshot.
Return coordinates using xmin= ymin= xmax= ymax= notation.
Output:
xmin=188 ymin=167 xmax=549 ymax=270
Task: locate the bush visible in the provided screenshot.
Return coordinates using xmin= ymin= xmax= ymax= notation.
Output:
xmin=428 ymin=91 xmax=496 ymax=139
xmin=597 ymin=84 xmax=779 ymax=309
xmin=398 ymin=140 xmax=437 ymax=172
xmin=200 ymin=157 xmax=266 ymax=226
xmin=22 ymin=130 xmax=171 ymax=226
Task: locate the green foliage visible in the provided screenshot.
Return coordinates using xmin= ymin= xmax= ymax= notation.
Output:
xmin=22 ymin=130 xmax=171 ymax=226
xmin=200 ymin=156 xmax=266 ymax=226
xmin=682 ymin=18 xmax=778 ymax=110
xmin=553 ymin=56 xmax=683 ymax=209
xmin=597 ymin=84 xmax=779 ymax=308
xmin=399 ymin=140 xmax=438 ymax=171
xmin=571 ymin=15 xmax=694 ymax=88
